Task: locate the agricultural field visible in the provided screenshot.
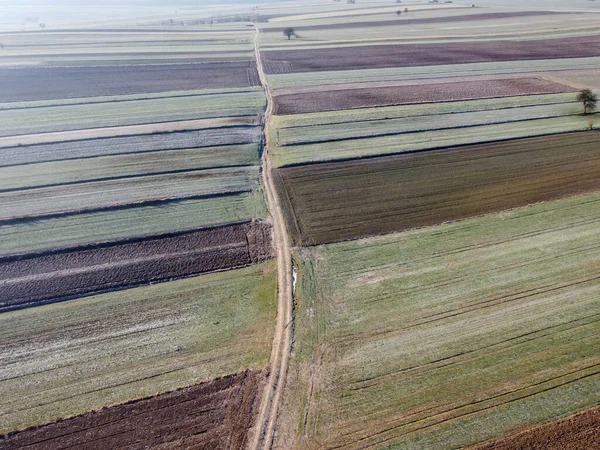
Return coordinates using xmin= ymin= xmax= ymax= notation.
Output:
xmin=276 ymin=193 xmax=600 ymax=449
xmin=259 ymin=0 xmax=600 ymax=448
xmin=3 ymin=0 xmax=600 ymax=448
xmin=2 ymin=371 xmax=261 ymax=450
xmin=274 ymin=132 xmax=600 ymax=245
xmin=0 ymin=6 xmax=278 ymax=448
xmin=0 ymin=262 xmax=276 ymax=435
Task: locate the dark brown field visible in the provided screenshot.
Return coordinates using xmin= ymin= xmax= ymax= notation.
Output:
xmin=0 ymin=221 xmax=272 ymax=311
xmin=274 ymin=132 xmax=600 ymax=245
xmin=264 ymin=11 xmax=562 ymax=33
xmin=0 ymin=62 xmax=260 ymax=102
xmin=0 ymin=370 xmax=261 ymax=450
xmin=273 ymin=77 xmax=572 ymax=115
xmin=262 ymin=35 xmax=600 ymax=74
xmin=472 ymin=406 xmax=600 ymax=450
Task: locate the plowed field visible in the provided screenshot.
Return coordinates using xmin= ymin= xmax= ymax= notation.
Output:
xmin=262 ymin=35 xmax=600 ymax=74
xmin=0 ymin=62 xmax=260 ymax=102
xmin=273 ymin=77 xmax=573 ymax=115
xmin=274 ymin=132 xmax=600 ymax=245
xmin=0 ymin=221 xmax=272 ymax=311
xmin=472 ymin=406 xmax=600 ymax=450
xmin=1 ymin=371 xmax=260 ymax=450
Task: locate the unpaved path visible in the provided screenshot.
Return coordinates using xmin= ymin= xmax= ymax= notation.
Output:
xmin=248 ymin=28 xmax=294 ymax=450
xmin=0 ymin=116 xmax=257 ymax=148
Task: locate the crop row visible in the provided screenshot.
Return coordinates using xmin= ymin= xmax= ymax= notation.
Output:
xmin=272 ymin=115 xmax=591 ymax=167
xmin=275 ymin=103 xmax=579 ymax=147
xmin=279 ymin=191 xmax=600 ymax=449
xmin=0 ymin=127 xmax=262 ymax=167
xmin=0 ymin=191 xmax=267 ymax=258
xmin=0 ymin=89 xmax=266 ymax=136
xmin=0 ymin=262 xmax=276 ymax=434
xmin=0 ymin=144 xmax=261 ymax=192
xmin=0 ymin=166 xmax=261 ymax=221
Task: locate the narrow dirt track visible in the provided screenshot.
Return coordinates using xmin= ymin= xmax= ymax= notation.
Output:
xmin=248 ymin=28 xmax=294 ymax=450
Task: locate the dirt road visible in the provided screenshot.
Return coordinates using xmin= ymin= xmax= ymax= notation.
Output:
xmin=248 ymin=28 xmax=294 ymax=450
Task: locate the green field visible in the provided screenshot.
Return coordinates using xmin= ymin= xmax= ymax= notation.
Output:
xmin=272 ymin=114 xmax=591 ymax=167
xmin=278 ymin=192 xmax=600 ymax=449
xmin=0 ymin=191 xmax=266 ymax=257
xmin=0 ymin=144 xmax=260 ymax=191
xmin=275 ymin=103 xmax=579 ymax=146
xmin=0 ymin=89 xmax=265 ymax=136
xmin=0 ymin=166 xmax=261 ymax=220
xmin=0 ymin=262 xmax=277 ymax=434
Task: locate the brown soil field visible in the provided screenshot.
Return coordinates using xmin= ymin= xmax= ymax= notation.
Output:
xmin=274 ymin=131 xmax=600 ymax=245
xmin=0 ymin=128 xmax=261 ymax=167
xmin=273 ymin=77 xmax=573 ymax=115
xmin=0 ymin=370 xmax=260 ymax=450
xmin=0 ymin=62 xmax=260 ymax=102
xmin=264 ymin=11 xmax=562 ymax=33
xmin=472 ymin=405 xmax=600 ymax=450
xmin=262 ymin=35 xmax=600 ymax=74
xmin=0 ymin=221 xmax=272 ymax=311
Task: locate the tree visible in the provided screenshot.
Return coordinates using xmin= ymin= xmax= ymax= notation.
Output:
xmin=39 ymin=23 xmax=46 ymax=29
xmin=396 ymin=10 xmax=402 ymax=16
xmin=404 ymin=7 xmax=409 ymax=13
xmin=577 ymin=89 xmax=598 ymax=114
xmin=283 ymin=27 xmax=295 ymax=40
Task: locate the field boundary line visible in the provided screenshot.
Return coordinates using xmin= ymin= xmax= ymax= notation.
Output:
xmin=248 ymin=27 xmax=294 ymax=450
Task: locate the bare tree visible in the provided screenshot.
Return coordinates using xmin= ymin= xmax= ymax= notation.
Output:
xmin=404 ymin=7 xmax=409 ymax=13
xmin=577 ymin=89 xmax=598 ymax=114
xmin=283 ymin=27 xmax=295 ymax=40
xmin=39 ymin=23 xmax=46 ymax=29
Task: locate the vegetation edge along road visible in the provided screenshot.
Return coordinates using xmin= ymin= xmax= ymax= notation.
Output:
xmin=249 ymin=27 xmax=294 ymax=450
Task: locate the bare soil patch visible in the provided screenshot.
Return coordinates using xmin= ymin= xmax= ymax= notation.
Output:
xmin=262 ymin=35 xmax=600 ymax=74
xmin=273 ymin=77 xmax=573 ymax=115
xmin=0 ymin=221 xmax=272 ymax=311
xmin=274 ymin=131 xmax=600 ymax=245
xmin=0 ymin=370 xmax=261 ymax=450
xmin=471 ymin=405 xmax=600 ymax=450
xmin=264 ymin=11 xmax=563 ymax=33
xmin=0 ymin=62 xmax=260 ymax=102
